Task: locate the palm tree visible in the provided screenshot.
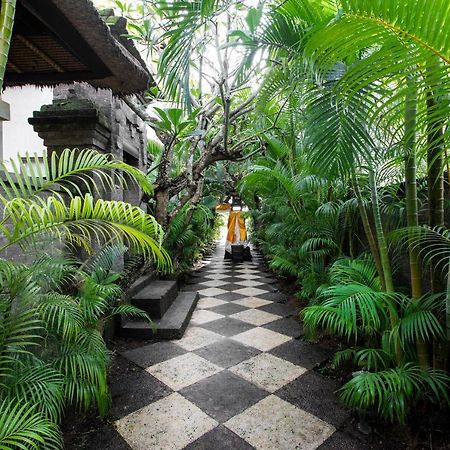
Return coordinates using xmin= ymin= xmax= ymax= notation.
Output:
xmin=0 ymin=0 xmax=16 ymax=91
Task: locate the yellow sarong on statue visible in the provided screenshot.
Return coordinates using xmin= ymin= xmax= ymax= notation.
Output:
xmin=226 ymin=211 xmax=247 ymax=252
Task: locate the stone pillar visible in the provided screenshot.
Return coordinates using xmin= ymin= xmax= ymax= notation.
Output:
xmin=0 ymin=99 xmax=11 ymax=161
xmin=28 ymin=98 xmax=111 ymax=155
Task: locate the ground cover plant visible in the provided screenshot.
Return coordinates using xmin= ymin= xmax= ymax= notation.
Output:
xmin=0 ymin=149 xmax=170 ymax=448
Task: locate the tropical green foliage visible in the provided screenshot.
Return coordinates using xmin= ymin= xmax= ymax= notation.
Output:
xmin=165 ymin=203 xmax=222 ymax=272
xmin=234 ymin=0 xmax=450 ymax=425
xmin=9 ymin=0 xmax=449 ymax=439
xmin=0 ymin=149 xmax=170 ymax=448
xmin=0 ymin=247 xmax=149 ymax=448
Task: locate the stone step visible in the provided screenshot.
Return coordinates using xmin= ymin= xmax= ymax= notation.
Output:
xmin=120 ymin=291 xmax=199 ymax=340
xmin=131 ymin=280 xmax=178 ymax=319
xmin=156 ymin=291 xmax=199 ymax=340
xmin=119 ymin=316 xmax=156 ymax=340
xmin=127 ymin=272 xmax=155 ymax=297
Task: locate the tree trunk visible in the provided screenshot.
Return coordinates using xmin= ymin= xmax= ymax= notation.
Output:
xmin=426 ymin=62 xmax=448 ymax=368
xmin=155 ymin=189 xmax=170 ymax=229
xmin=368 ymin=165 xmax=401 ymax=362
xmin=426 ymin=62 xmax=445 ymax=291
xmin=0 ymin=0 xmax=16 ymax=91
xmin=368 ymin=166 xmax=394 ymax=292
xmin=154 ymin=137 xmax=177 ymax=229
xmin=352 ymin=172 xmax=385 ymax=290
xmin=446 ymin=262 xmax=450 ymax=341
xmin=405 ymin=79 xmax=428 ymax=367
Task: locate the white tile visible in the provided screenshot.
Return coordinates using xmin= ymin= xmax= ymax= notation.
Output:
xmin=116 ymin=393 xmax=218 ymax=450
xmin=235 ymin=280 xmax=264 ymax=287
xmin=174 ymin=326 xmax=224 ymax=351
xmin=204 ymin=273 xmax=229 ymax=280
xmin=230 ymin=309 xmax=281 ymax=326
xmin=232 ymin=287 xmax=269 ymax=297
xmin=233 ymin=297 xmax=272 ymax=308
xmin=229 ymin=353 xmax=306 ymax=392
xmin=198 ymin=287 xmax=228 ymax=297
xmin=197 ymin=297 xmax=227 ymax=309
xmin=146 ymin=353 xmax=222 ymax=390
xmin=191 ymin=309 xmax=225 ymax=325
xmin=231 ymin=327 xmax=291 ymax=351
xmin=224 ymin=395 xmax=335 ymax=450
xmin=235 ymin=274 xmax=261 ymax=280
xmin=239 ymin=268 xmax=260 ymax=274
xmin=200 ymin=279 xmax=228 ymax=287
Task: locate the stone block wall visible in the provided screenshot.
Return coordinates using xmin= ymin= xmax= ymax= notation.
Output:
xmin=30 ymin=82 xmax=148 ymax=205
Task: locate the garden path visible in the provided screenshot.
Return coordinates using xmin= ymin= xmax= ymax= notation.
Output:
xmin=108 ymin=236 xmax=361 ymax=449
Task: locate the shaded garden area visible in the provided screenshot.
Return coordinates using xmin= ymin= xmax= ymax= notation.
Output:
xmin=1 ymin=0 xmax=450 ymax=448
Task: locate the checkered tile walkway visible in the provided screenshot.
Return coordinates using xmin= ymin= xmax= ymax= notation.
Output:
xmin=117 ymin=239 xmax=349 ymax=449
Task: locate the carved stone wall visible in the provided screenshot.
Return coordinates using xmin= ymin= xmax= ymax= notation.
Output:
xmin=29 ymin=82 xmax=147 ymax=205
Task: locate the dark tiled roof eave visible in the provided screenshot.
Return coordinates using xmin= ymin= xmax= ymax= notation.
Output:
xmin=5 ymin=0 xmax=153 ymax=95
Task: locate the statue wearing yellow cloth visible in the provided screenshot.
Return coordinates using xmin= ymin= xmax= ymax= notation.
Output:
xmin=224 ymin=211 xmax=251 ymax=260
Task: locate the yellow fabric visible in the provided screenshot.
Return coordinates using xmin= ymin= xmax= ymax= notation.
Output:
xmin=216 ymin=203 xmax=231 ymax=211
xmin=226 ymin=211 xmax=247 ymax=244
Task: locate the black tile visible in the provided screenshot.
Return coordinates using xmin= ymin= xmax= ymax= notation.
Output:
xmin=257 ymin=291 xmax=290 ymax=303
xmin=317 ymin=431 xmax=364 ymax=450
xmin=208 ymin=302 xmax=249 ymax=315
xmin=215 ymin=292 xmax=247 ymax=302
xmin=64 ymin=423 xmax=132 ymax=450
xmin=255 ymin=283 xmax=278 ymax=292
xmin=262 ymin=318 xmax=304 ymax=338
xmin=269 ymin=339 xmax=331 ymax=369
xmin=121 ymin=341 xmax=186 ymax=369
xmin=276 ymin=371 xmax=350 ymax=428
xmin=256 ymin=271 xmax=274 ymax=278
xmin=218 ymin=283 xmax=241 ymax=291
xmin=185 ymin=425 xmax=255 ymax=450
xmin=190 ymin=277 xmax=213 ymax=283
xmin=195 ymin=283 xmax=220 ymax=290
xmin=219 ymin=272 xmax=236 ymax=278
xmin=194 ymin=338 xmax=261 ymax=367
xmin=108 ymin=355 xmax=172 ymax=420
xmin=180 ymin=371 xmax=268 ymax=422
xmin=220 ymin=276 xmax=242 ymax=283
xmin=199 ymin=317 xmax=255 ymax=338
xmin=257 ymin=302 xmax=294 ymax=317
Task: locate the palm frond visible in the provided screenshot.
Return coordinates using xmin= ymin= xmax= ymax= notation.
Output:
xmin=0 ymin=399 xmax=62 ymax=450
xmin=157 ymin=0 xmax=221 ymax=107
xmin=302 ymin=283 xmax=397 ymax=340
xmin=0 ymin=148 xmax=152 ymax=202
xmin=5 ymin=362 xmax=64 ymax=422
xmin=340 ymin=363 xmax=450 ymax=423
xmin=1 ymin=194 xmax=172 ymax=271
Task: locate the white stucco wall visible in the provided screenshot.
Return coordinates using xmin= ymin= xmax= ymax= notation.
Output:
xmin=2 ymin=86 xmax=53 ymax=162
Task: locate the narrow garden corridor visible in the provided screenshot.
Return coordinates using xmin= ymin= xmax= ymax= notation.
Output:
xmin=108 ymin=230 xmax=357 ymax=450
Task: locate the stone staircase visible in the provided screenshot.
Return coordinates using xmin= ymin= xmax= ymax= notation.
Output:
xmin=120 ymin=274 xmax=199 ymax=340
